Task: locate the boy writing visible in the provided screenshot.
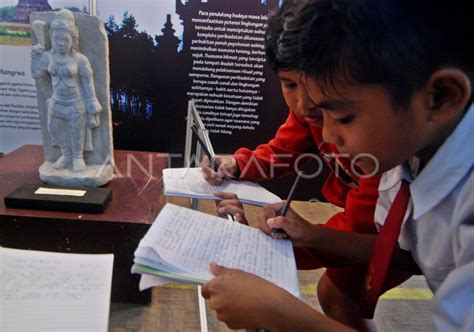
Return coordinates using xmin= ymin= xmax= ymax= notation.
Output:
xmin=201 ymin=0 xmax=474 ymax=330
xmin=203 ymin=1 xmax=410 ymax=329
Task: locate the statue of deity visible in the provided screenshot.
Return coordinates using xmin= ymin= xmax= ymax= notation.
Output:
xmin=31 ymin=9 xmax=114 ymax=187
xmin=32 ymin=9 xmax=101 ymax=172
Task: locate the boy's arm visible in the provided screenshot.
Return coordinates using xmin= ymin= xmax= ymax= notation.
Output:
xmin=432 ymin=260 xmax=474 ymax=331
xmin=431 ymin=185 xmax=474 ymax=331
xmin=200 ymin=110 xmax=315 ymax=184
xmin=260 ymin=202 xmax=374 ymax=265
xmin=297 ymin=225 xmax=419 ymax=273
xmin=202 ymin=263 xmax=356 ymax=331
xmin=234 ymin=110 xmax=316 ymax=180
xmin=262 ymin=203 xmax=420 ymax=273
xmin=323 ymin=176 xmax=380 ymax=232
xmin=292 ymin=174 xmax=382 ymax=269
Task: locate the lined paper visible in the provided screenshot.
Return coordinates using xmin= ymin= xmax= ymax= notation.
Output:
xmin=162 ymin=167 xmax=281 ymax=206
xmin=0 ymin=248 xmax=114 ymax=332
xmin=134 ymin=203 xmax=300 ymax=297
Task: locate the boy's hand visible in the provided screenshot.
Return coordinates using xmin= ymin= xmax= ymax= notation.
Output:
xmin=200 ymin=155 xmax=238 ymax=185
xmin=202 ymin=263 xmax=354 ymax=331
xmin=202 ymin=263 xmax=287 ymax=330
xmin=213 ymin=192 xmax=248 ymax=225
xmin=257 ymin=202 xmax=318 ymax=246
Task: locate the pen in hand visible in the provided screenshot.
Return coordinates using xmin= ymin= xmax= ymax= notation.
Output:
xmin=271 ymin=170 xmax=304 ymax=237
xmin=192 ymin=125 xmax=237 ymax=180
xmin=191 ymin=125 xmax=219 ymax=172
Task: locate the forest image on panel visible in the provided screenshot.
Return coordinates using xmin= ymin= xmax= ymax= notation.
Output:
xmin=105 ymin=11 xmax=186 ymax=154
xmin=105 ymin=0 xmax=287 ymax=159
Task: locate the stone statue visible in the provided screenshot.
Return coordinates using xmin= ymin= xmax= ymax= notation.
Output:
xmin=32 ymin=9 xmax=101 ymax=172
xmin=31 ymin=9 xmax=114 ymax=187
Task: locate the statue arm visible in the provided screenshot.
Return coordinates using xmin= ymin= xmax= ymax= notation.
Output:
xmin=31 ymin=49 xmax=49 ymax=79
xmin=31 ymin=20 xmax=49 ymax=79
xmin=78 ymin=55 xmax=102 ymax=128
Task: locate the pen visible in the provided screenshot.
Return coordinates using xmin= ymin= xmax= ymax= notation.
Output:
xmin=227 ymin=213 xmax=236 ymax=222
xmin=271 ymin=170 xmax=304 ymax=236
xmin=191 ymin=125 xmax=219 ymax=172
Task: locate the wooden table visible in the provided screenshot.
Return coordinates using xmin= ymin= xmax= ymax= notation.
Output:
xmin=0 ymin=147 xmax=343 ymax=330
xmin=0 ymin=145 xmax=168 ymax=304
xmin=108 ymin=198 xmax=342 ymax=331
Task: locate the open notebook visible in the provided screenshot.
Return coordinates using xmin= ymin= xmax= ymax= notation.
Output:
xmin=132 ymin=203 xmax=300 ymax=297
xmin=162 ymin=167 xmax=281 ymax=206
xmin=0 ymin=247 xmax=113 ymax=332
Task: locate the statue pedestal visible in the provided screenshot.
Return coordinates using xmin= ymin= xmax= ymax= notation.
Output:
xmin=39 ymin=161 xmax=114 ymax=187
xmin=5 ymin=183 xmax=112 ymax=213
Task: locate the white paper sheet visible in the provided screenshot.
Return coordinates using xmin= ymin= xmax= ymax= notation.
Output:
xmin=162 ymin=167 xmax=281 ymax=206
xmin=0 ymin=247 xmax=114 ymax=332
xmin=134 ymin=203 xmax=300 ymax=297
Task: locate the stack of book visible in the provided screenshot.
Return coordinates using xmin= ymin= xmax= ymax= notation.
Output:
xmin=132 ymin=203 xmax=300 ymax=297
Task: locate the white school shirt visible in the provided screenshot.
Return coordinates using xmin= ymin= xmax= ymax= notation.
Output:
xmin=375 ymin=104 xmax=474 ymax=331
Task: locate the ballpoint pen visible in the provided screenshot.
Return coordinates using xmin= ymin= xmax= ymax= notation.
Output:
xmin=271 ymin=170 xmax=304 ymax=236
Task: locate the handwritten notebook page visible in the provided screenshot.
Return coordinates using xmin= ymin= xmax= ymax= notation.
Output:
xmin=162 ymin=167 xmax=281 ymax=206
xmin=0 ymin=248 xmax=114 ymax=332
xmin=135 ymin=203 xmax=300 ymax=297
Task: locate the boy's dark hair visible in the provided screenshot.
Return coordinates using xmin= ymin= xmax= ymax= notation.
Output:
xmin=274 ymin=0 xmax=474 ymax=107
xmin=265 ymin=0 xmax=307 ymax=72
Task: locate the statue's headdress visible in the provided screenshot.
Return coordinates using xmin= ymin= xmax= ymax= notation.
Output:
xmin=50 ymin=9 xmax=79 ymax=47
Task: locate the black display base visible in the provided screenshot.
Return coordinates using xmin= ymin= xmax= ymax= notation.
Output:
xmin=4 ymin=183 xmax=112 ymax=213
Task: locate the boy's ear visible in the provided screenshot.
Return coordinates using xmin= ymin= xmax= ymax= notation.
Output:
xmin=423 ymin=68 xmax=471 ymax=120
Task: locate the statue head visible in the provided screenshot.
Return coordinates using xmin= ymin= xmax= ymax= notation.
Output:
xmin=50 ymin=9 xmax=79 ymax=53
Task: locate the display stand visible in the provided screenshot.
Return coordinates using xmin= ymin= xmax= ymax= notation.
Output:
xmin=184 ymin=99 xmax=215 ymax=212
xmin=184 ymin=99 xmax=244 ymax=331
xmin=184 ymin=99 xmax=215 ymax=167
xmin=0 ymin=145 xmax=168 ymax=304
xmin=183 ymin=99 xmax=213 ymax=331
